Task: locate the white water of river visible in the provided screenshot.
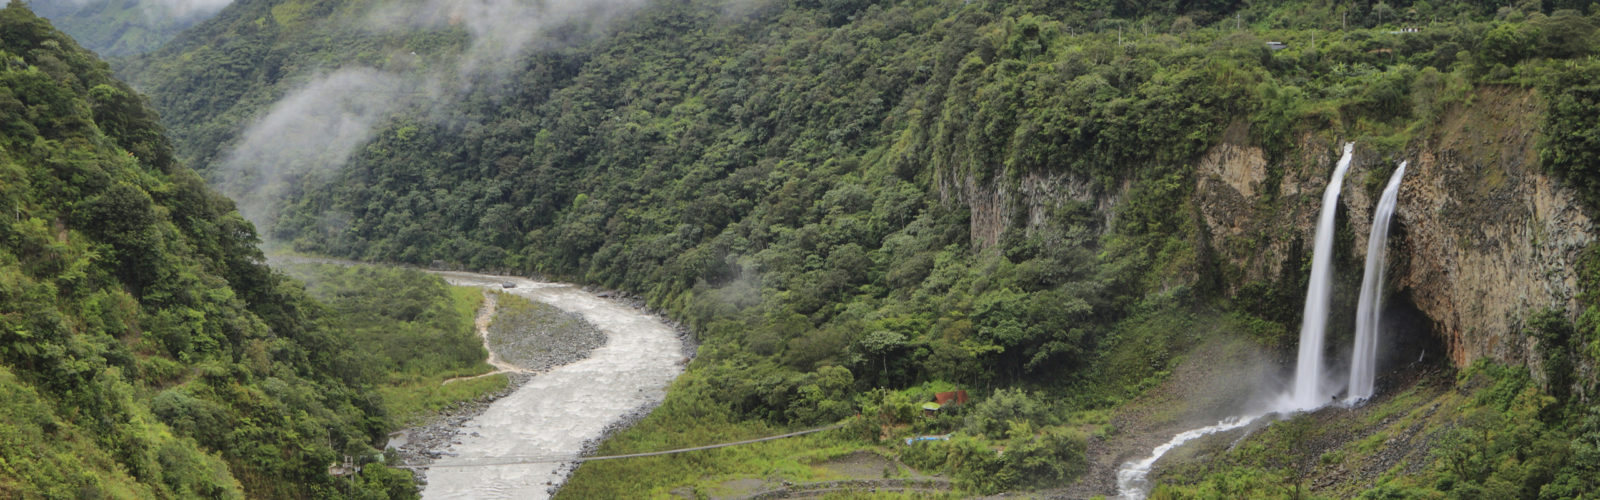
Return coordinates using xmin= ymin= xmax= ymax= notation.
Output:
xmin=421 ymin=272 xmax=685 ymax=500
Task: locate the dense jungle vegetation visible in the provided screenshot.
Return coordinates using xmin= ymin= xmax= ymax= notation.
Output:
xmin=0 ymin=6 xmax=499 ymax=497
xmin=114 ymin=0 xmax=1600 ymax=495
xmin=14 ymin=0 xmax=1600 ymax=496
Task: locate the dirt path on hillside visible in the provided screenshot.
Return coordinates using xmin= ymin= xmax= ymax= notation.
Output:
xmin=441 ymin=292 xmax=539 ymax=385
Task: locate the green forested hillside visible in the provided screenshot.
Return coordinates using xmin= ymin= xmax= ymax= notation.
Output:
xmin=114 ymin=0 xmax=1600 ymax=496
xmin=29 ymin=0 xmax=227 ymax=57
xmin=0 ymin=4 xmax=491 ymax=498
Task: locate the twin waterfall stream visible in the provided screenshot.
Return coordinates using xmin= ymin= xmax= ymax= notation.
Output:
xmin=1116 ymin=144 xmax=1409 ymax=499
xmin=1349 ymin=162 xmax=1408 ymax=402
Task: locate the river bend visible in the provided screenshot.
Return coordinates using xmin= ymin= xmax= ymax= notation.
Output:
xmin=421 ymin=272 xmax=684 ymax=499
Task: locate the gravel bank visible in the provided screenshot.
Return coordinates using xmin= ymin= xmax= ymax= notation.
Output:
xmin=486 ymin=295 xmax=606 ymax=372
xmin=389 ymin=289 xmax=618 ymax=487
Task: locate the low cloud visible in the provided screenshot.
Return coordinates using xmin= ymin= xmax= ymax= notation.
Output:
xmin=140 ymin=0 xmax=233 ymax=21
xmin=49 ymin=0 xmax=234 ymax=22
xmin=218 ymin=0 xmax=655 ymax=237
xmin=369 ymin=0 xmax=649 ymax=78
xmin=218 ymin=68 xmax=407 ymax=231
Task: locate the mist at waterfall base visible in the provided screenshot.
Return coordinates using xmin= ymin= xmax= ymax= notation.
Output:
xmin=1116 ymin=145 xmax=1418 ymax=500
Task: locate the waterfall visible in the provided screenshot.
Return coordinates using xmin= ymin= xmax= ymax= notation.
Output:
xmin=1347 ymin=161 xmax=1406 ymax=402
xmin=1114 ymin=143 xmax=1359 ymax=500
xmin=1291 ymin=142 xmax=1355 ymax=409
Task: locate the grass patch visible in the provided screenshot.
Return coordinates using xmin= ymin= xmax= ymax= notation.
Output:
xmin=276 ymin=262 xmax=503 ymax=428
xmin=563 ymin=425 xmax=866 ymax=497
xmin=374 ymin=285 xmax=503 ymax=427
xmin=449 ymin=285 xmax=486 ymax=329
xmin=1091 ymin=305 xmax=1202 ymax=405
xmin=376 ymin=373 xmax=508 ymax=428
xmin=559 ymin=367 xmax=881 ymax=498
xmin=1353 ymin=431 xmax=1389 ymax=455
xmin=1365 ymin=385 xmax=1424 ymax=426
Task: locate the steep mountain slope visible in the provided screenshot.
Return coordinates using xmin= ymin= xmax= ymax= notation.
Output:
xmin=0 ymin=4 xmax=415 ymax=498
xmin=118 ymin=0 xmax=450 ymax=175
xmin=121 ymin=0 xmax=1600 ymax=496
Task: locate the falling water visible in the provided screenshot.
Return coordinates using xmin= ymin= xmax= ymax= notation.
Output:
xmin=1291 ymin=142 xmax=1355 ymax=409
xmin=1346 ymin=162 xmax=1406 ymax=402
xmin=1114 ymin=143 xmax=1361 ymax=499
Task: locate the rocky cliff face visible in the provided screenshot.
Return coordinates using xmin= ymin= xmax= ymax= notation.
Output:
xmin=941 ymin=88 xmax=1591 ymax=372
xmin=1193 ymin=89 xmax=1594 ymax=369
xmin=1395 ymin=89 xmax=1593 ymax=368
xmin=937 ymin=168 xmax=1124 ymax=251
xmin=1193 ymin=122 xmax=1335 ymax=291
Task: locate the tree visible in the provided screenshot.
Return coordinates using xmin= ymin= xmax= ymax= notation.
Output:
xmin=858 ymin=330 xmax=906 ymax=386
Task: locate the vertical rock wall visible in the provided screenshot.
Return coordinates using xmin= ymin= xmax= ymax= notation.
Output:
xmin=1394 ymin=89 xmax=1593 ymax=367
xmin=1192 ymin=89 xmax=1594 ymax=369
xmin=938 ymin=88 xmax=1592 ymax=372
xmin=936 ymin=168 xmax=1122 ymax=251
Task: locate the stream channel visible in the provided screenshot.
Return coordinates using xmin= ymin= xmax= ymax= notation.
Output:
xmin=413 ymin=271 xmax=686 ymax=499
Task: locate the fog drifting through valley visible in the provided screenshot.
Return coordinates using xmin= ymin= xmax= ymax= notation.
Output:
xmin=217 ymin=0 xmax=648 ymax=232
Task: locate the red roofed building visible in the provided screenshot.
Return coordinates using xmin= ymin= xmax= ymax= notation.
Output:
xmin=934 ymin=390 xmax=969 ymax=407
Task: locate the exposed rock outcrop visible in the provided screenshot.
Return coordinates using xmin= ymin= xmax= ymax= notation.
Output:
xmin=1193 ymin=125 xmax=1335 ymax=289
xmin=1395 ymin=89 xmax=1592 ymax=368
xmin=937 ymin=168 xmax=1123 ymax=251
xmin=939 ymin=88 xmax=1591 ymax=375
xmin=1192 ymin=88 xmax=1594 ymax=370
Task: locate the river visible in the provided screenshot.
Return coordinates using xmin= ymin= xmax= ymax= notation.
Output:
xmin=419 ymin=271 xmax=686 ymax=499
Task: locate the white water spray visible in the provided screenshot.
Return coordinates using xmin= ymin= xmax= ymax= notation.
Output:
xmin=1291 ymin=142 xmax=1355 ymax=409
xmin=1346 ymin=162 xmax=1406 ymax=402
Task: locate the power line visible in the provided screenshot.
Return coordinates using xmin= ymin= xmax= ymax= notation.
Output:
xmin=393 ymin=424 xmax=844 ymax=469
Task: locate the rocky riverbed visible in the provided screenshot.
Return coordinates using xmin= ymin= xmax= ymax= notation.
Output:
xmin=388 ymin=290 xmax=613 ymax=486
xmin=414 ymin=272 xmax=687 ymax=500
xmin=387 ymin=372 xmax=533 ymax=486
xmin=486 ymin=295 xmax=606 ymax=372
